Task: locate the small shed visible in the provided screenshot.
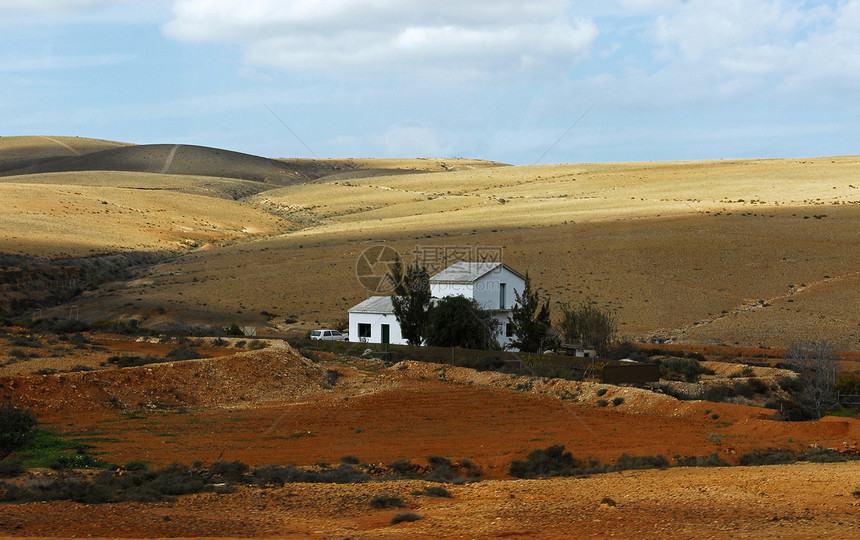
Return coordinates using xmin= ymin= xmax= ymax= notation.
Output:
xmin=347 ymin=296 xmax=407 ymax=345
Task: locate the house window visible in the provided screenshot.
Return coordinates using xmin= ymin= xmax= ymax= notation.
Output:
xmin=358 ymin=323 xmax=371 ymax=339
xmin=499 ymin=283 xmax=506 ymax=309
xmin=506 ymin=322 xmax=513 ymax=338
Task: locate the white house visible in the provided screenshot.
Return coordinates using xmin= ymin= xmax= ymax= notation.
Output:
xmin=347 ymin=295 xmax=408 ymax=346
xmin=348 ymin=261 xmax=526 ymax=348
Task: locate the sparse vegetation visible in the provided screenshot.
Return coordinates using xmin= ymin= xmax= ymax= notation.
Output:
xmin=785 ymin=340 xmax=838 ymax=419
xmin=370 ymin=493 xmax=404 ymax=509
xmin=412 ymin=485 xmax=452 ymax=498
xmin=390 ymin=512 xmax=421 ymax=525
xmin=739 ymin=449 xmax=795 ymax=466
xmin=558 ymin=300 xmax=617 ymax=356
xmin=0 ymin=403 xmax=36 ymax=461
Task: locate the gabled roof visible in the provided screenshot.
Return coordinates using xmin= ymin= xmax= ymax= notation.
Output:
xmin=348 ymin=295 xmax=395 ymax=314
xmin=429 ymin=261 xmax=525 ymax=284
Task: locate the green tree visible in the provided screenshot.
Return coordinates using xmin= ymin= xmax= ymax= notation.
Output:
xmin=508 ymin=272 xmax=553 ymax=352
xmin=0 ymin=402 xmax=36 ymax=461
xmin=387 ymin=257 xmax=431 ymax=346
xmin=424 ymin=296 xmax=500 ymax=350
xmin=558 ymin=300 xmax=617 ymax=356
xmin=785 ymin=340 xmax=838 ymax=419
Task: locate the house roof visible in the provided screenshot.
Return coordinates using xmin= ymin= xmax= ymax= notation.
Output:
xmin=429 ymin=261 xmax=525 ymax=284
xmin=348 ymin=295 xmax=395 ymax=314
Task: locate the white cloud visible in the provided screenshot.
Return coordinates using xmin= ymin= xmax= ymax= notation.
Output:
xmin=0 ymin=53 xmax=132 ymax=72
xmin=0 ymin=0 xmax=126 ymax=15
xmin=163 ymin=0 xmax=598 ymax=78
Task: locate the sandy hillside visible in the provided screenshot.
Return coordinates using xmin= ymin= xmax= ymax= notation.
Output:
xmin=1 ymin=136 xmax=859 ymax=349
xmin=63 ymin=155 xmax=860 ymax=349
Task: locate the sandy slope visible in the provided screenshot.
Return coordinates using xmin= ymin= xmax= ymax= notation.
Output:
xmin=1 ymin=135 xmax=859 ymax=348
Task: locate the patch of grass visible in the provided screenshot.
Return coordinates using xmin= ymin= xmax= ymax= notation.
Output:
xmin=14 ymin=428 xmax=105 ymax=469
xmin=390 ymin=512 xmax=421 ymax=525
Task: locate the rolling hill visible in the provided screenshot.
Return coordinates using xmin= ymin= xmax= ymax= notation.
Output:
xmin=1 ymin=135 xmax=859 ymax=349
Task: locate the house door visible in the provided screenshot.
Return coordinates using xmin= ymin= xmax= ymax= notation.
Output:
xmin=381 ymin=324 xmax=390 ymax=344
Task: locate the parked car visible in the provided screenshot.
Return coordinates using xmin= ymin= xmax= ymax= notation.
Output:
xmin=310 ymin=329 xmax=348 ymax=341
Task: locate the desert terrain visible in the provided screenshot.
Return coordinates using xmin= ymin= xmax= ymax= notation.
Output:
xmin=3 ymin=136 xmax=859 ymax=349
xmin=1 ymin=135 xmax=859 ymax=538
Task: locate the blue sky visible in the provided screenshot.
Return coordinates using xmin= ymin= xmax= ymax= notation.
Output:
xmin=1 ymin=0 xmax=858 ymax=164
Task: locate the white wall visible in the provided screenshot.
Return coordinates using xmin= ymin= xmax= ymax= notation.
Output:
xmin=473 ymin=267 xmax=524 ymax=311
xmin=348 ymin=311 xmax=408 ymax=345
xmin=430 ymin=281 xmax=473 ymax=300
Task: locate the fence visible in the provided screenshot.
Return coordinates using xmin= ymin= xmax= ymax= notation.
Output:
xmin=836 ymin=393 xmax=860 ymax=407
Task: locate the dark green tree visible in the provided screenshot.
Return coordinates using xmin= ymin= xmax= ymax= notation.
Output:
xmin=387 ymin=257 xmax=431 ymax=346
xmin=424 ymin=296 xmax=500 ymax=350
xmin=0 ymin=402 xmax=36 ymax=461
xmin=558 ymin=300 xmax=617 ymax=356
xmin=508 ymin=272 xmax=554 ymax=352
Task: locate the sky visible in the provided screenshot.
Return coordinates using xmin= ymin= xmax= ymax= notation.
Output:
xmin=1 ymin=0 xmax=858 ymax=165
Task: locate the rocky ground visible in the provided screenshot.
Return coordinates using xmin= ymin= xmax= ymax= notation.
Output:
xmin=0 ymin=334 xmax=858 ymax=537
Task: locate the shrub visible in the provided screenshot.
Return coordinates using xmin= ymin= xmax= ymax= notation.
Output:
xmin=209 ymin=460 xmax=249 ymax=482
xmin=8 ymin=349 xmax=28 ymax=359
xmin=370 ymin=493 xmax=404 ymax=509
xmin=412 ymin=485 xmax=452 ymax=498
xmin=106 ymin=355 xmax=166 ymax=368
xmin=739 ymin=449 xmax=795 ymax=466
xmin=596 ymin=388 xmax=607 ymax=396
xmin=748 ymin=377 xmax=769 ymax=394
xmin=425 ymin=455 xmax=456 ymax=483
xmin=390 ymin=512 xmax=421 ymax=525
xmin=0 ymin=403 xmax=37 ymax=461
xmin=326 ymin=369 xmax=342 ymax=386
xmin=509 ymin=444 xmax=581 ymax=478
xmin=675 ymin=453 xmax=728 ymax=467
xmin=612 ymin=397 xmax=624 ymax=406
xmin=165 ymin=346 xmax=208 ymax=361
xmin=664 ymin=357 xmax=707 ymax=383
xmin=835 ymin=374 xmax=860 ymax=398
xmin=614 ymin=453 xmax=669 ymax=471
xmin=800 ymin=448 xmax=846 ymax=463
xmin=387 ymin=460 xmax=423 ymax=479
xmin=223 ymin=323 xmax=245 ymax=336
xmin=340 ymin=455 xmax=360 ymax=465
xmin=0 ymin=459 xmax=25 ymax=478
xmin=69 ymin=365 xmax=94 ymax=373
xmin=11 ymin=336 xmax=42 ymax=348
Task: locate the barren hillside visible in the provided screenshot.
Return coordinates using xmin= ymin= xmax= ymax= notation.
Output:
xmin=1 ymin=136 xmax=859 ymax=349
